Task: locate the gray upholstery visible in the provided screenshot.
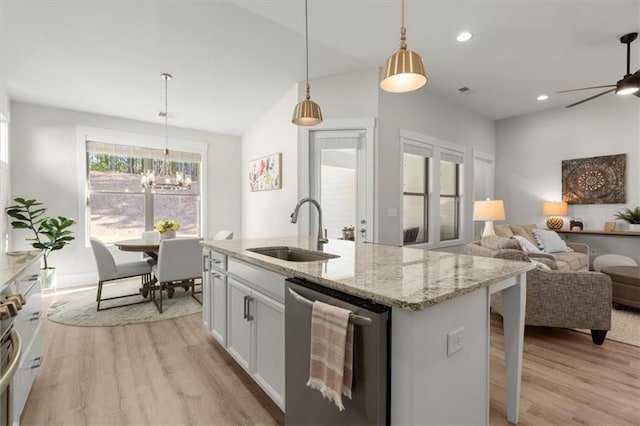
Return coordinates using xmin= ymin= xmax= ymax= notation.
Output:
xmin=151 ymin=237 xmax=203 ymax=312
xmin=467 ymin=239 xmax=612 ymax=344
xmin=90 ymin=238 xmax=152 ymax=311
xmin=213 ymin=230 xmax=234 ymax=240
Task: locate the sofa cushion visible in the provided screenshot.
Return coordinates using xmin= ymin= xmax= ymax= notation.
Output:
xmin=551 ymin=252 xmax=589 ymax=271
xmin=509 ymin=224 xmax=537 ymax=245
xmin=480 ymin=235 xmax=521 ymax=250
xmin=531 ymin=229 xmax=572 ymax=253
xmin=494 ymin=225 xmax=515 ymax=239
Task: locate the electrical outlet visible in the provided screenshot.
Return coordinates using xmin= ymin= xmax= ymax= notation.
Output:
xmin=447 ymin=327 xmax=465 ymax=356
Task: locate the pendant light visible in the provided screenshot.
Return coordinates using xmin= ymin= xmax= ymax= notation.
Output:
xmin=292 ymin=0 xmax=323 ymax=126
xmin=380 ymin=0 xmax=427 ymax=93
xmin=141 ymin=73 xmax=192 ymax=190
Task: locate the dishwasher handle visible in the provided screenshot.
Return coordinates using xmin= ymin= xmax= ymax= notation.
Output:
xmin=287 ymin=288 xmax=372 ymax=326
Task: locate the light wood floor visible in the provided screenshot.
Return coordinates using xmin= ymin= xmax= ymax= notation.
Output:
xmin=22 ymin=302 xmax=640 ymax=425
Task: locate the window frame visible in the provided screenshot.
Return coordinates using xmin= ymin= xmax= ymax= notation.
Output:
xmin=77 ymin=126 xmax=208 ymax=247
xmin=402 ymin=153 xmax=429 ymax=245
xmin=400 ymin=130 xmax=467 ymax=249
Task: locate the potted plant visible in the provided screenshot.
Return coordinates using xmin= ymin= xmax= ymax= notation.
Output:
xmin=155 ymin=219 xmax=180 ymax=239
xmin=342 ymin=225 xmax=355 ymax=241
xmin=614 ymin=206 xmax=640 ymax=232
xmin=5 ymin=198 xmax=76 ymax=288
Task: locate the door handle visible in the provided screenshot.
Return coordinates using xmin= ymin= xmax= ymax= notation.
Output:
xmin=246 ymin=296 xmax=254 ymax=321
xmin=243 ymin=295 xmax=248 ymax=320
xmin=203 ymin=254 xmax=209 ymax=272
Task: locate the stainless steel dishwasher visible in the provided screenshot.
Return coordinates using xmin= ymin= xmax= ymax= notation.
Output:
xmin=285 ymin=278 xmax=390 ymax=425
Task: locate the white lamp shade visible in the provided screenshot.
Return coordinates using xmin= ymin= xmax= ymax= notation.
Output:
xmin=473 ymin=200 xmax=506 ymax=221
xmin=542 ymin=201 xmax=567 ymax=216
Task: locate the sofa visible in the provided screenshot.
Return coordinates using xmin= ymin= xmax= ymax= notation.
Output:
xmin=467 ymin=224 xmax=612 ymax=345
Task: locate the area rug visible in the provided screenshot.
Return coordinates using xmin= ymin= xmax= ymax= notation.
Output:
xmin=47 ymin=279 xmax=202 ymax=327
xmin=574 ymin=309 xmax=640 ymax=347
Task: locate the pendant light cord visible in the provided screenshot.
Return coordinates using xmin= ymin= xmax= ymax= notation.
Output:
xmin=164 ymin=75 xmax=169 ymax=154
xmin=399 ymin=0 xmax=407 ymax=50
xmin=304 ymin=0 xmax=311 ymax=99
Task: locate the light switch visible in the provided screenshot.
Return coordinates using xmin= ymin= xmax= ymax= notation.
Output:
xmin=387 ymin=208 xmax=398 ymax=217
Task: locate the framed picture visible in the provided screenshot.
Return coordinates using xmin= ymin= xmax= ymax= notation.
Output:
xmin=561 ymin=154 xmax=626 ymax=204
xmin=249 ymin=153 xmax=282 ymax=191
xmin=603 ymin=221 xmax=616 ymax=232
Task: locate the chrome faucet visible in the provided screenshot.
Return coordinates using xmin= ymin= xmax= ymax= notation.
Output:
xmin=290 ymin=197 xmax=328 ymax=251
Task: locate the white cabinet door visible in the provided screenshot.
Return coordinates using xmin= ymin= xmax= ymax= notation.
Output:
xmin=252 ymin=290 xmax=285 ymax=410
xmin=211 ymin=269 xmax=227 ymax=346
xmin=227 ymin=278 xmax=252 ymax=372
xmin=202 ymin=250 xmax=211 ymax=330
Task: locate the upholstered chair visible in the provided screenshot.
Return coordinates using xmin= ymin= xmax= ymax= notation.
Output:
xmin=89 ymin=238 xmax=153 ymax=311
xmin=151 ymin=237 xmax=203 ymax=313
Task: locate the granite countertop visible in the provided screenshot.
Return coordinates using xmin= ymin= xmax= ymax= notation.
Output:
xmin=201 ymin=236 xmax=534 ymax=311
xmin=0 ymin=251 xmax=43 ymax=288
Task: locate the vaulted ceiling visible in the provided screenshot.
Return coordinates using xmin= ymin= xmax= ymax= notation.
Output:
xmin=1 ymin=1 xmax=638 ymax=136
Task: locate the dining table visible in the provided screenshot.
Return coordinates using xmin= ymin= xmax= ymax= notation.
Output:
xmin=114 ymin=238 xmax=160 ymax=260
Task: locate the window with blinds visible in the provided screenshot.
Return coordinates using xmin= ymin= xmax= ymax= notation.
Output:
xmin=86 ymin=141 xmax=201 ymax=243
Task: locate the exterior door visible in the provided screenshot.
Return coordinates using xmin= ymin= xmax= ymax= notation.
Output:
xmin=309 ymin=130 xmax=372 ymax=242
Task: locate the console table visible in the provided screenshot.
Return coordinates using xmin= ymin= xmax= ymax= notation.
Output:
xmin=554 ymin=229 xmax=640 ymax=237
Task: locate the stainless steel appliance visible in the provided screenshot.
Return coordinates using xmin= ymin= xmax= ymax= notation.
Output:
xmin=285 ymin=278 xmax=390 ymax=425
xmin=0 ymin=314 xmax=21 ymax=426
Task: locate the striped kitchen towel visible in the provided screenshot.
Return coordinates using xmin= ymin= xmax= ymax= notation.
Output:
xmin=306 ymin=300 xmax=354 ymax=411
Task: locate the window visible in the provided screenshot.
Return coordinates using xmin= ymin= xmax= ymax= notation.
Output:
xmin=439 ymin=160 xmax=460 ymax=241
xmin=403 ymin=152 xmax=429 ymax=244
xmin=402 ymin=134 xmax=465 ymax=247
xmin=86 ymin=141 xmax=201 ymax=243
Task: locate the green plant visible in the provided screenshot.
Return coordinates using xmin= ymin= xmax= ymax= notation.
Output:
xmin=342 ymin=225 xmax=355 ymax=232
xmin=5 ymin=198 xmax=76 ymax=269
xmin=614 ymin=206 xmax=640 ymax=224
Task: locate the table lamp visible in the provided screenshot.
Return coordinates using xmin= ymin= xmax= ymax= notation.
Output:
xmin=542 ymin=201 xmax=567 ymax=230
xmin=473 ymin=199 xmax=506 ymax=237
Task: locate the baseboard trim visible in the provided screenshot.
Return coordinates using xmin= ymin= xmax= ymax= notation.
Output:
xmin=55 ymin=272 xmax=98 ymax=289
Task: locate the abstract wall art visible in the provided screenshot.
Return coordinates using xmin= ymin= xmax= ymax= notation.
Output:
xmin=249 ymin=153 xmax=282 ymax=191
xmin=562 ymin=154 xmax=626 ymax=204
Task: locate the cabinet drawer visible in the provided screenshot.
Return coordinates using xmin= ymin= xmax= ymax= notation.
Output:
xmin=228 ymin=258 xmax=285 ymax=303
xmin=14 ymin=278 xmax=42 ymax=353
xmin=210 ymin=251 xmax=227 ymax=271
xmin=14 ymin=322 xmax=43 ymax=421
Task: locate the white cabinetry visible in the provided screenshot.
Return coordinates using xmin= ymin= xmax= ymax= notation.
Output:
xmin=202 ymin=252 xmax=285 ymax=410
xmin=11 ymin=260 xmax=43 ymax=424
xmin=203 ymin=249 xmax=228 ymax=346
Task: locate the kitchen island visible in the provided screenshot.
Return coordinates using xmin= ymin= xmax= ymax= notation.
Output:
xmin=201 ymin=236 xmax=534 ymax=425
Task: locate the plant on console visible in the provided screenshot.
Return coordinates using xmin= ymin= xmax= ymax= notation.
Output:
xmin=614 ymin=206 xmax=640 ymax=224
xmin=5 ymin=197 xmax=76 ymax=269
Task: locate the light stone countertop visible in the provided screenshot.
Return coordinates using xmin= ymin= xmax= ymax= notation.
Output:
xmin=0 ymin=251 xmax=43 ymax=289
xmin=202 ymin=236 xmax=534 ymax=311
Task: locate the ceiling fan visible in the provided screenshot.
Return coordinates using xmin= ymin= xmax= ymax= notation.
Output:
xmin=557 ymin=32 xmax=640 ymax=108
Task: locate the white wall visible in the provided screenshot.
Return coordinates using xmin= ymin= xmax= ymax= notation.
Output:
xmin=495 ymin=95 xmax=640 ymax=264
xmin=378 ymin=89 xmax=496 ymax=246
xmin=241 ymin=84 xmax=299 ymax=238
xmin=9 ymin=102 xmax=241 ymax=286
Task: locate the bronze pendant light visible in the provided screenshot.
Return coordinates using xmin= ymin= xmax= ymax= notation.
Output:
xmin=380 ymin=0 xmax=427 ymax=93
xmin=292 ymin=0 xmax=323 ymax=126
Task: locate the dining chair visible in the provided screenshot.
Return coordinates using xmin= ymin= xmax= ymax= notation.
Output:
xmin=90 ymin=238 xmax=153 ymax=311
xmin=151 ymin=237 xmax=203 ymax=313
xmin=213 ymin=230 xmax=234 ymax=240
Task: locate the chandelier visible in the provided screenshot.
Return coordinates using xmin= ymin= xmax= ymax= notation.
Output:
xmin=141 ymin=73 xmax=192 ymax=190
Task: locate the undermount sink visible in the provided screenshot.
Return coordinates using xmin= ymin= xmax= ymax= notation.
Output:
xmin=247 ymin=246 xmax=339 ymax=262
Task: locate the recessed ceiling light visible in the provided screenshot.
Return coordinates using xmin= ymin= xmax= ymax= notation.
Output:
xmin=537 ymin=94 xmax=549 ymax=101
xmin=456 ymin=32 xmax=473 ymax=42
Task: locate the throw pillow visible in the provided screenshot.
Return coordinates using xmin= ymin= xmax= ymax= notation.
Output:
xmin=509 ymin=224 xmax=537 ymax=245
xmin=513 ymin=235 xmax=541 ymax=253
xmin=531 ymin=229 xmax=573 ymax=253
xmin=480 ymin=235 xmax=521 ymax=250
xmin=494 ymin=225 xmax=515 ymax=239
xmin=530 ymin=259 xmax=552 ymax=271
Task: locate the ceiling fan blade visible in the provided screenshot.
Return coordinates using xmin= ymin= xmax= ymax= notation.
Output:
xmin=556 ymin=85 xmax=615 ymax=93
xmin=565 ymin=88 xmax=615 ymax=108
